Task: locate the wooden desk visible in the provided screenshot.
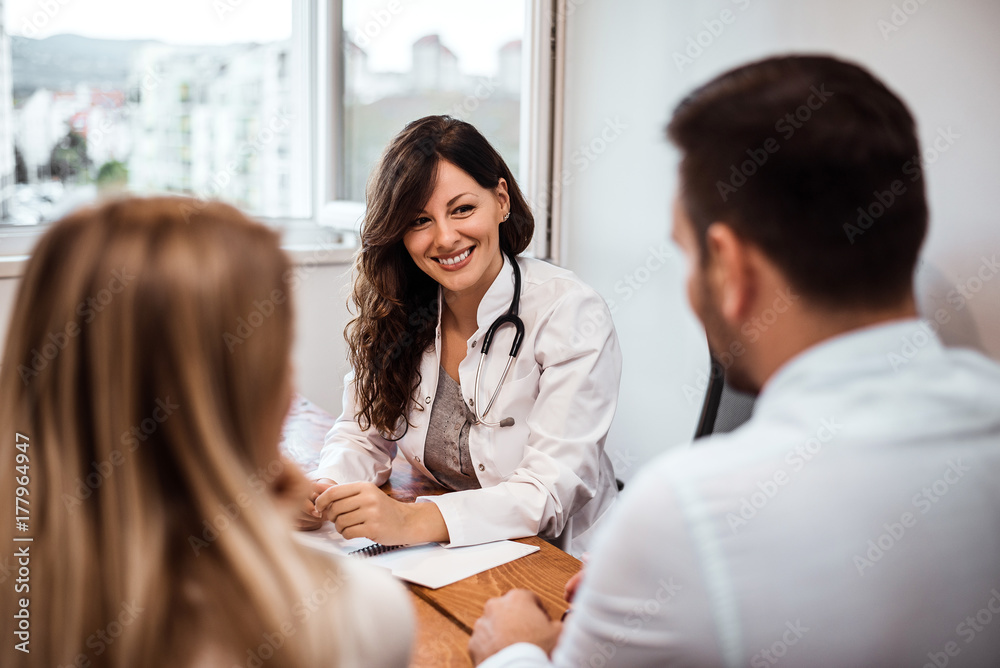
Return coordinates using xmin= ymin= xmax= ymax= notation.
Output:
xmin=280 ymin=395 xmax=579 ymax=668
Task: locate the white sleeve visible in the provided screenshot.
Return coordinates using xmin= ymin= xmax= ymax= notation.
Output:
xmin=548 ymin=457 xmax=721 ymax=667
xmin=310 ymin=371 xmax=398 ymax=486
xmin=421 ymin=288 xmax=622 ymax=548
xmin=334 ymin=556 xmax=415 ymax=667
xmin=479 ymin=643 xmax=553 ymax=667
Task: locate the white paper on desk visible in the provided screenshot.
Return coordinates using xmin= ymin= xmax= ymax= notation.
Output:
xmin=294 ymin=523 xmax=539 ymax=589
xmin=377 ymin=540 xmax=539 ymax=589
xmin=294 ymin=523 xmax=378 ymax=554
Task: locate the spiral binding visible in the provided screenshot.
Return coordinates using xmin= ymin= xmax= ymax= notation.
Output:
xmin=348 ymin=542 xmax=406 ymax=558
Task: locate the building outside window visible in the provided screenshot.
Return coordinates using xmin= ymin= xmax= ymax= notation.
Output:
xmin=0 ymin=0 xmax=528 ymax=233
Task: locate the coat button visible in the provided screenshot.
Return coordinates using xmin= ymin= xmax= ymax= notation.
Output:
xmin=425 ymin=396 xmax=431 ymax=404
xmin=478 ymin=464 xmax=485 ymax=471
xmin=472 ymin=340 xmax=477 ymax=348
xmin=469 ymin=398 xmax=474 ymax=406
xmin=415 ymin=456 xmax=420 ymax=463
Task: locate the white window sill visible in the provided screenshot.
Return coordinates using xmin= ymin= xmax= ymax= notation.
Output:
xmin=0 ymin=255 xmax=29 ymax=279
xmin=0 ymin=226 xmax=359 ymax=279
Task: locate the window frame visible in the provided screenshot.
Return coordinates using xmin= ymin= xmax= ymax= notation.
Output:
xmin=0 ymin=0 xmax=562 ymax=266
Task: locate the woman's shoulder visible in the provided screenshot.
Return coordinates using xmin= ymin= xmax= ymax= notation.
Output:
xmin=296 ymin=543 xmax=415 ymax=665
xmin=517 ymin=256 xmax=607 ymax=309
xmin=518 ymin=256 xmax=595 ymax=292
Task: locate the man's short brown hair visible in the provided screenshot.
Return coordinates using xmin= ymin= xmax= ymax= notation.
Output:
xmin=667 ymin=54 xmax=927 ymax=308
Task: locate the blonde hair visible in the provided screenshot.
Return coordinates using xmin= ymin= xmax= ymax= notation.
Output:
xmin=0 ymin=198 xmax=346 ymax=667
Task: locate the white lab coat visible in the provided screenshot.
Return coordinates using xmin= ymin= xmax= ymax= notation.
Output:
xmin=313 ymin=255 xmax=622 ymax=556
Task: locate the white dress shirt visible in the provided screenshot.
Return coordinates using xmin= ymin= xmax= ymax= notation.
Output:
xmin=312 ymin=255 xmax=622 ymax=556
xmin=484 ymin=319 xmax=1000 ymax=667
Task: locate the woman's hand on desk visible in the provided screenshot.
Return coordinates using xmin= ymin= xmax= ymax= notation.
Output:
xmin=315 ymin=482 xmax=450 ymax=545
xmin=295 ymin=479 xmax=336 ymax=531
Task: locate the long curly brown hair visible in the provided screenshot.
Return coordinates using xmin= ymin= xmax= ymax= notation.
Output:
xmin=347 ymin=116 xmax=534 ymax=435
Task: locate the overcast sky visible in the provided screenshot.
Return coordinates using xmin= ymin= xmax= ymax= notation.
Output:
xmin=5 ymin=0 xmax=524 ymax=75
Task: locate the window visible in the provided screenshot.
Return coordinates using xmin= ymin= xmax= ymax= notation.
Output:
xmin=341 ymin=0 xmax=524 ymax=201
xmin=1 ymin=0 xmax=308 ymax=226
xmin=0 ymin=0 xmax=558 ymax=259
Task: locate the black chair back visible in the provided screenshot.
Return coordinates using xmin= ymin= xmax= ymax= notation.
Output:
xmin=693 ymin=355 xmax=756 ymax=439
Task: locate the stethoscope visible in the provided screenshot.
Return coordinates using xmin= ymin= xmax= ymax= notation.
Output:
xmin=472 ymin=251 xmax=524 ymax=428
xmin=381 ymin=251 xmax=524 ymax=441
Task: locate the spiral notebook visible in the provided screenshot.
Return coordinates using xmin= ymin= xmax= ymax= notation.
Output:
xmin=294 ymin=523 xmax=540 ymax=589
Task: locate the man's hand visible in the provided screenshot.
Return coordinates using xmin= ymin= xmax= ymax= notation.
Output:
xmin=563 ymin=552 xmax=589 ymax=603
xmin=295 ymin=478 xmax=336 ymax=531
xmin=469 ymin=589 xmax=563 ymax=666
xmin=564 ymin=569 xmax=585 ymax=604
xmin=315 ymin=481 xmax=449 ymax=545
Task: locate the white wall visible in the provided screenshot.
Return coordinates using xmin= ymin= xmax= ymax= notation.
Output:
xmin=288 ymin=262 xmax=354 ymax=413
xmin=0 ymin=261 xmax=355 ymax=417
xmin=559 ymin=0 xmax=1000 ymax=481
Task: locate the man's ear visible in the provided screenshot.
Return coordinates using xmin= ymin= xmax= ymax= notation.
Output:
xmin=705 ymin=223 xmax=757 ymax=324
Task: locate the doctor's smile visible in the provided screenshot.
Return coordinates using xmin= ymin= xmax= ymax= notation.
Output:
xmin=433 ymin=246 xmax=474 ymax=268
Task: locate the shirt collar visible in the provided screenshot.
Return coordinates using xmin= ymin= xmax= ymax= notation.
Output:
xmin=755 ymin=317 xmax=944 ymax=414
xmin=474 ymin=253 xmax=518 ymax=330
xmin=433 ymin=253 xmax=518 ymax=335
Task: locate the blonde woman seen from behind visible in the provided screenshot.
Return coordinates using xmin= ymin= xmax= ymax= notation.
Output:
xmin=0 ymin=198 xmax=412 ymax=668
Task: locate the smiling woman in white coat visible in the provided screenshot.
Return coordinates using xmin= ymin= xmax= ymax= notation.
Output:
xmin=299 ymin=116 xmax=621 ymax=557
